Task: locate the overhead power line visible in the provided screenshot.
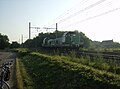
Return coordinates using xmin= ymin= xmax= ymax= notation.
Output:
xmin=60 ymin=7 xmax=120 ymax=29
xmin=47 ymin=0 xmax=88 ymax=28
xmin=58 ymin=0 xmax=107 ymax=24
xmin=56 ymin=0 xmax=88 ymax=20
xmin=81 ymin=7 xmax=120 ymax=22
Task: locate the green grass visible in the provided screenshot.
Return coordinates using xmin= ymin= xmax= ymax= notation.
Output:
xmin=81 ymin=48 xmax=120 ymax=52
xmin=66 ymin=50 xmax=120 ymax=74
xmin=16 ymin=59 xmax=24 ymax=89
xmin=17 ymin=52 xmax=120 ymax=89
xmin=16 ymin=59 xmax=33 ymax=89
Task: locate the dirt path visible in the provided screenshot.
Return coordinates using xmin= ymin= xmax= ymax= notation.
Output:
xmin=0 ymin=52 xmax=17 ymax=89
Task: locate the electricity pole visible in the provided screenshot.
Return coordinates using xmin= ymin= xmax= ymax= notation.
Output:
xmin=43 ymin=23 xmax=58 ymax=38
xmin=56 ymin=23 xmax=58 ymax=31
xmin=43 ymin=23 xmax=58 ymax=32
xmin=28 ymin=22 xmax=40 ymax=39
xmin=29 ymin=22 xmax=57 ymax=39
xmin=29 ymin=22 xmax=31 ymax=39
xmin=21 ymin=34 xmax=23 ymax=44
xmin=55 ymin=23 xmax=58 ymax=38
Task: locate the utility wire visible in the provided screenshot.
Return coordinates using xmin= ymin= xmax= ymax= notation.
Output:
xmin=81 ymin=7 xmax=120 ymax=23
xmin=47 ymin=0 xmax=88 ymax=28
xmin=58 ymin=0 xmax=107 ymax=24
xmin=59 ymin=0 xmax=119 ymax=29
xmin=60 ymin=7 xmax=120 ymax=29
xmin=56 ymin=0 xmax=88 ymax=20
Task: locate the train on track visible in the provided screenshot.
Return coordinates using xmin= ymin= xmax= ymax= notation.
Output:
xmin=42 ymin=30 xmax=83 ymax=48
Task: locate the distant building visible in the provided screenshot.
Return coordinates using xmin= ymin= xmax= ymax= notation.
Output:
xmin=102 ymin=40 xmax=113 ymax=44
xmin=101 ymin=40 xmax=114 ymax=48
xmin=93 ymin=40 xmax=120 ymax=48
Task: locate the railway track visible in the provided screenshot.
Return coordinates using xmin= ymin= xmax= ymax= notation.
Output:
xmin=77 ymin=51 xmax=120 ymax=61
xmin=30 ymin=47 xmax=120 ymax=61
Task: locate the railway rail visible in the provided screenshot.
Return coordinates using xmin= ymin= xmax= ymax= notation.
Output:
xmin=47 ymin=48 xmax=120 ymax=61
xmin=30 ymin=47 xmax=120 ymax=61
xmin=77 ymin=51 xmax=120 ymax=61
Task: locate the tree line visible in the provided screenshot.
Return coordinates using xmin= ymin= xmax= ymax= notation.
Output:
xmin=0 ymin=33 xmax=20 ymax=49
xmin=1 ymin=31 xmax=120 ymax=50
xmin=22 ymin=31 xmax=92 ymax=48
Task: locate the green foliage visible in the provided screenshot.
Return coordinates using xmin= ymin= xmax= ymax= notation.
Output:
xmin=10 ymin=41 xmax=20 ymax=48
xmin=16 ymin=59 xmax=33 ymax=89
xmin=14 ymin=48 xmax=29 ymax=58
xmin=22 ymin=39 xmax=34 ymax=48
xmin=22 ymin=31 xmax=92 ymax=48
xmin=79 ymin=32 xmax=92 ymax=48
xmin=0 ymin=33 xmax=9 ymax=49
xmin=93 ymin=40 xmax=120 ymax=48
xmin=22 ymin=32 xmax=58 ymax=48
xmin=68 ymin=54 xmax=120 ymax=74
xmin=15 ymin=48 xmax=29 ymax=52
xmin=69 ymin=50 xmax=76 ymax=59
xmin=101 ymin=63 xmax=110 ymax=70
xmin=18 ymin=52 xmax=120 ymax=89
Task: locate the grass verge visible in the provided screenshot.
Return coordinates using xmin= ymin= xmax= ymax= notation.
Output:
xmin=16 ymin=59 xmax=33 ymax=89
xmin=18 ymin=52 xmax=120 ymax=89
xmin=16 ymin=59 xmax=24 ymax=89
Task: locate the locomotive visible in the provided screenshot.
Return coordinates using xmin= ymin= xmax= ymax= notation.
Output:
xmin=42 ymin=30 xmax=83 ymax=47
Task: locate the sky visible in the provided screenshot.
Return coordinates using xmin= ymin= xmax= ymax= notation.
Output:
xmin=0 ymin=0 xmax=120 ymax=43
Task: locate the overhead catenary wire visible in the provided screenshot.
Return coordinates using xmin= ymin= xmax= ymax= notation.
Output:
xmin=59 ymin=0 xmax=119 ymax=29
xmin=47 ymin=0 xmax=107 ymax=32
xmin=45 ymin=0 xmax=119 ymax=32
xmin=58 ymin=0 xmax=107 ymax=24
xmin=60 ymin=7 xmax=120 ymax=29
xmin=56 ymin=0 xmax=88 ymax=21
xmin=46 ymin=0 xmax=88 ymax=28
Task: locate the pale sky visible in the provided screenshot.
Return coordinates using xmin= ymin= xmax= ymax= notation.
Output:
xmin=0 ymin=0 xmax=120 ymax=43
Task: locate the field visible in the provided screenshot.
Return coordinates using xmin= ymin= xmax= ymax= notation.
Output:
xmin=15 ymin=49 xmax=120 ymax=89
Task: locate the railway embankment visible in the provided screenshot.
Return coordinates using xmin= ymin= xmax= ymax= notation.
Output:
xmin=16 ymin=50 xmax=120 ymax=89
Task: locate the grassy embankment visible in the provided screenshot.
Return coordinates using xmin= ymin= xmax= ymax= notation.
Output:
xmin=16 ymin=50 xmax=120 ymax=89
xmin=67 ymin=50 xmax=120 ymax=74
xmin=16 ymin=58 xmax=33 ymax=89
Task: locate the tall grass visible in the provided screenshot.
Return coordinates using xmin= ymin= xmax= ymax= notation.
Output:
xmin=15 ymin=51 xmax=120 ymax=89
xmin=66 ymin=50 xmax=120 ymax=74
xmin=26 ymin=52 xmax=120 ymax=88
xmin=16 ymin=59 xmax=24 ymax=89
xmin=16 ymin=59 xmax=33 ymax=89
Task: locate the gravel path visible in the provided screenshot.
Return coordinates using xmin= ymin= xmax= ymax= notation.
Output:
xmin=0 ymin=52 xmax=17 ymax=89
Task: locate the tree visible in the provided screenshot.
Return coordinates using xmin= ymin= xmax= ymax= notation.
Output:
xmin=79 ymin=32 xmax=92 ymax=48
xmin=10 ymin=41 xmax=20 ymax=48
xmin=0 ymin=33 xmax=9 ymax=49
xmin=22 ymin=39 xmax=33 ymax=48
